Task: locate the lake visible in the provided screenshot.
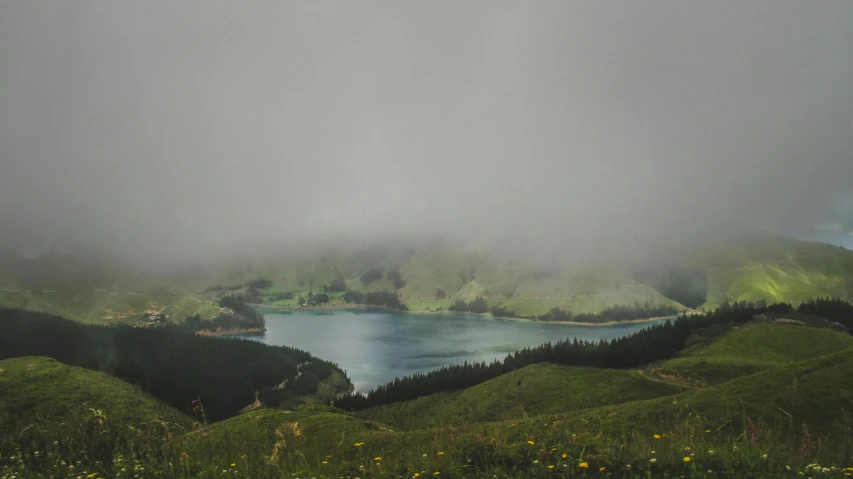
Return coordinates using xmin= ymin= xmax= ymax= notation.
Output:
xmin=236 ymin=308 xmax=668 ymax=392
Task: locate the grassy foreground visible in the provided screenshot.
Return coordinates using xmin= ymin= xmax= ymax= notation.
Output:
xmin=3 ymin=317 xmax=853 ymax=478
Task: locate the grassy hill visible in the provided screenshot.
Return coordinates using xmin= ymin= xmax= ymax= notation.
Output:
xmin=359 ymin=364 xmax=687 ymax=430
xmin=2 ymin=232 xmax=853 ymax=326
xmin=653 ymin=320 xmax=853 ymax=385
xmin=0 ymin=356 xmax=192 ymax=426
xmin=4 ymin=314 xmax=853 ymax=478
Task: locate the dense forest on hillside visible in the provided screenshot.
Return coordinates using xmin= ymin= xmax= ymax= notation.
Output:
xmin=334 ymin=299 xmax=852 ymax=410
xmin=343 ymin=289 xmax=407 ymax=309
xmin=535 ymin=302 xmax=679 ymax=323
xmin=0 ymin=309 xmax=344 ymax=421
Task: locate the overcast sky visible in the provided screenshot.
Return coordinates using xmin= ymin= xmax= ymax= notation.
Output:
xmin=2 ymin=1 xmax=852 ymax=261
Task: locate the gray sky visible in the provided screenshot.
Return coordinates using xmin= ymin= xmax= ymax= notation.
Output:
xmin=2 ymin=1 xmax=852 ymax=261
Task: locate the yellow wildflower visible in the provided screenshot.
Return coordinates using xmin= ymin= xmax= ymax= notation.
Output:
xmin=374 ymin=457 xmax=382 ymax=461
xmin=230 ymin=463 xmax=236 ymax=467
xmin=414 ymin=474 xmax=420 ymax=478
xmin=579 ymin=462 xmax=589 ymax=469
xmin=434 ymin=472 xmax=440 ymax=476
xmin=322 ymin=461 xmax=328 ymax=465
xmin=705 ymin=429 xmax=711 ymax=433
xmin=600 ymin=467 xmax=606 ymax=472
xmin=548 ymin=465 xmax=555 ymax=469
xmin=683 ymin=457 xmax=691 ymax=463
xmin=437 ymin=451 xmax=445 ymax=455
xmin=561 ymin=453 xmax=567 ymax=459
xmin=654 ymin=434 xmax=661 ymax=439
xmin=527 ymin=440 xmax=535 ymax=445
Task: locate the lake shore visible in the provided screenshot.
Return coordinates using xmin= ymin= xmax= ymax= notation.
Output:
xmin=253 ymin=302 xmax=677 ymax=327
xmin=196 ymin=327 xmax=266 ymax=337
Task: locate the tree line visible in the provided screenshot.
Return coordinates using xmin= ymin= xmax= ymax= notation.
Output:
xmin=0 ymin=308 xmax=344 ymax=422
xmin=537 ymin=302 xmax=679 ymax=323
xmin=343 ymin=289 xmax=408 ymax=310
xmin=333 ymin=300 xmax=802 ymax=411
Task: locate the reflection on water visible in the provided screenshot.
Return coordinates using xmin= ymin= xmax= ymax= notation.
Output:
xmin=236 ymin=308 xmax=668 ymax=392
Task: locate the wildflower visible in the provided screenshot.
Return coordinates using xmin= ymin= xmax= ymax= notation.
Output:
xmin=354 ymin=442 xmax=364 ymax=447
xmin=762 ymin=454 xmax=768 ymax=460
xmin=322 ymin=461 xmax=328 ymax=465
xmin=748 ymin=419 xmax=758 ymax=444
xmin=374 ymin=457 xmax=382 ymax=461
xmin=548 ymin=465 xmax=554 ymax=469
xmin=533 ymin=460 xmax=539 ymax=464
xmin=527 ymin=441 xmax=535 ymax=445
xmin=654 ymin=434 xmax=661 ymax=439
xmin=414 ymin=475 xmax=420 ymax=478
xmin=579 ymin=462 xmax=589 ymax=469
xmin=683 ymin=457 xmax=691 ymax=463
xmin=437 ymin=452 xmax=444 ymax=456
xmin=231 ymin=463 xmax=237 ymax=467
xmin=599 ymin=467 xmax=606 ymax=472
xmin=650 ymin=458 xmax=657 ymax=463
xmin=433 ymin=472 xmax=440 ymax=476
xmin=705 ymin=429 xmax=711 ymax=433
xmin=561 ymin=454 xmax=567 ymax=459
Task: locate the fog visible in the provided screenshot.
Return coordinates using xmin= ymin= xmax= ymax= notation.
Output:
xmin=2 ymin=1 xmax=853 ymax=263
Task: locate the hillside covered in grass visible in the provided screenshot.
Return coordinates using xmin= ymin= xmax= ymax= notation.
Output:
xmin=4 ymin=301 xmax=853 ymax=478
xmin=2 ymin=232 xmax=853 ymax=324
xmin=0 ymin=308 xmax=352 ymax=421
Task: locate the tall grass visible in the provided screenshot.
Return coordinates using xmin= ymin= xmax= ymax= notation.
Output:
xmin=3 ymin=402 xmax=853 ymax=478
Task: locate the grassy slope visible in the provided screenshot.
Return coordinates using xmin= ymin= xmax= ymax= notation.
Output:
xmin=359 ymin=364 xmax=686 ymax=430
xmin=3 ymin=233 xmax=853 ymax=322
xmin=5 ymin=321 xmax=853 ymax=477
xmin=170 ymin=321 xmax=853 ymax=477
xmin=0 ymin=356 xmax=191 ymax=427
xmin=655 ymin=321 xmax=853 ymax=385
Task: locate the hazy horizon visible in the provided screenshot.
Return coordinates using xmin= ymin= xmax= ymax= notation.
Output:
xmin=3 ymin=2 xmax=853 ymax=264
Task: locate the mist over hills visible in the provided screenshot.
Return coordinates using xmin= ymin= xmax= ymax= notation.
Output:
xmin=1 ymin=230 xmax=851 ymax=322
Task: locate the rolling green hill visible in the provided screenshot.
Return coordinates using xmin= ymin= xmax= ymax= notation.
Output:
xmin=0 ymin=356 xmax=191 ymax=426
xmin=2 ymin=232 xmax=853 ymax=324
xmin=653 ymin=320 xmax=853 ymax=385
xmin=359 ymin=363 xmax=687 ymax=430
xmin=4 ymin=314 xmax=853 ymax=478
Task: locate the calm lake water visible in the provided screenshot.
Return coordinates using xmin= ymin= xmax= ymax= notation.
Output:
xmin=236 ymin=309 xmax=668 ymax=392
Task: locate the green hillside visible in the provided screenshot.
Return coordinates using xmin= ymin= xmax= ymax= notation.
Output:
xmin=5 ymin=315 xmax=853 ymax=478
xmin=178 ymin=321 xmax=853 ymax=477
xmin=360 ymin=364 xmax=686 ymax=430
xmin=654 ymin=320 xmax=853 ymax=385
xmin=2 ymin=232 xmax=853 ymax=326
xmin=0 ymin=356 xmax=191 ymax=426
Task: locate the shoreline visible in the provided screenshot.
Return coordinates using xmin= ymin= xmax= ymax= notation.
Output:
xmin=252 ymin=303 xmax=680 ymax=327
xmin=196 ymin=327 xmax=266 ymax=337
